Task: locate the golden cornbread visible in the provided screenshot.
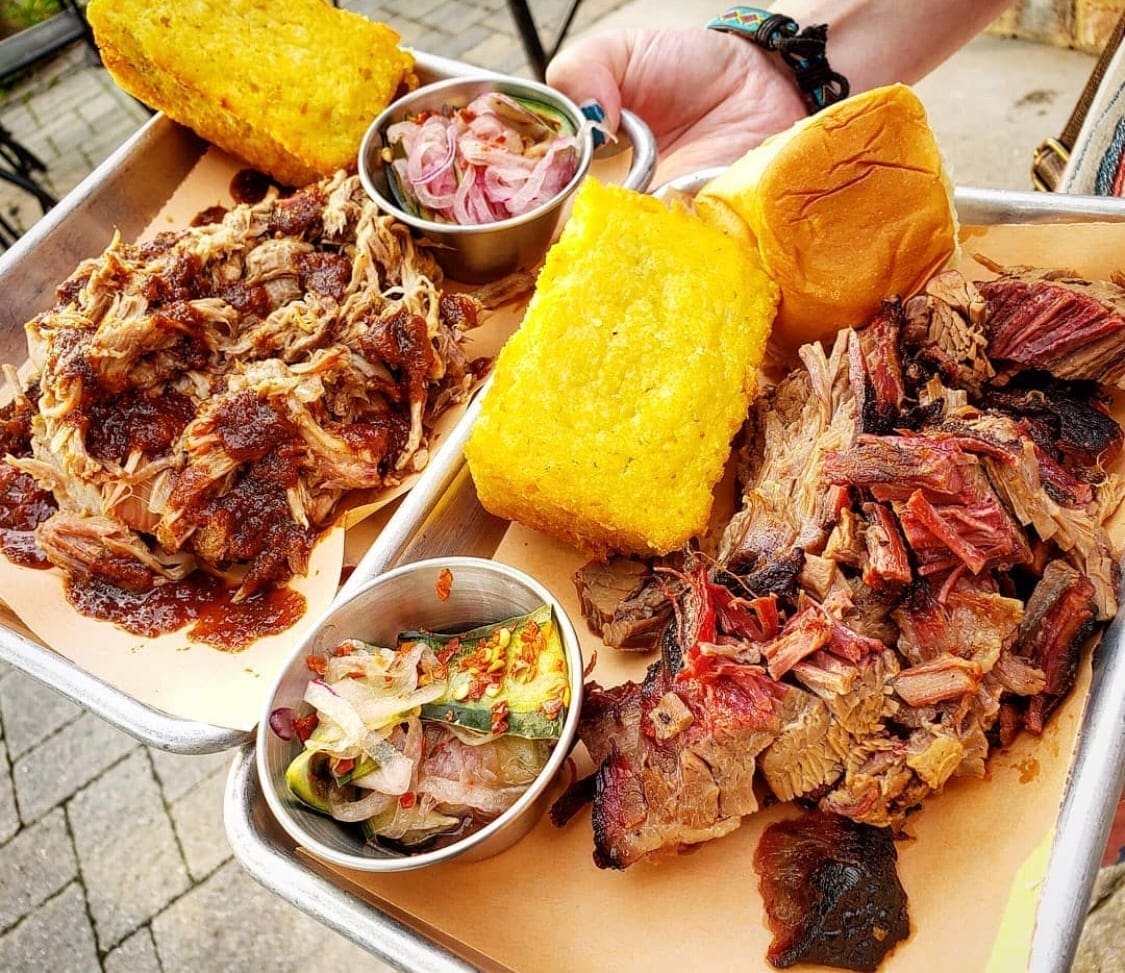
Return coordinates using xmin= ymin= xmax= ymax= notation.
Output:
xmin=465 ymin=179 xmax=779 ymax=556
xmin=87 ymin=0 xmax=415 ymax=186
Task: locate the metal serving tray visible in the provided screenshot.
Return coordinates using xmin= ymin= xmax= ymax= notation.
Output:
xmin=225 ymin=186 xmax=1125 ymax=972
xmin=0 ymin=52 xmax=655 ymax=753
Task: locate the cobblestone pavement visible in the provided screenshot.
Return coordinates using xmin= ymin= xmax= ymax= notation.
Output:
xmin=0 ymin=2 xmax=1122 ymax=971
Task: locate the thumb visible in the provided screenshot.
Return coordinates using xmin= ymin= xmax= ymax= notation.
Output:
xmin=546 ymin=32 xmax=628 ymax=134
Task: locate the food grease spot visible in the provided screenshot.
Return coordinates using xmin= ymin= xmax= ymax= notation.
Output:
xmin=229 ymin=168 xmax=272 ymax=205
xmin=65 ymin=573 xmax=306 ymax=651
xmin=1017 ymin=756 xmax=1040 ymax=783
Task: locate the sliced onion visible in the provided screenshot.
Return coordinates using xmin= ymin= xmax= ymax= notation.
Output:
xmin=444 ymin=724 xmax=501 ymax=747
xmin=268 ymin=707 xmax=296 ymax=740
xmin=418 ymin=776 xmax=524 ymax=815
xmin=364 ymin=800 xmax=460 ymax=842
xmin=386 ymin=92 xmax=581 ymax=226
xmin=352 ymin=736 xmax=414 ymax=795
xmin=304 ymin=679 xmax=366 ymax=748
xmin=328 ymin=787 xmax=395 ymax=823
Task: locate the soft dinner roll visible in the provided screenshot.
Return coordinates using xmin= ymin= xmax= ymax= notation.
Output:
xmin=696 ymin=84 xmax=958 ymax=348
xmin=465 ymin=179 xmax=778 ymax=557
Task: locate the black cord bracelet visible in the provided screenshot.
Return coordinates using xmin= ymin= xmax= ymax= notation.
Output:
xmin=707 ymin=7 xmax=850 ymax=114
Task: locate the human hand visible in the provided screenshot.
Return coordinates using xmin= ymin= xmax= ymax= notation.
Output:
xmin=546 ymin=27 xmax=807 ymax=183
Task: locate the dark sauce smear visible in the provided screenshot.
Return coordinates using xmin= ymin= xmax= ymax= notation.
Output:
xmin=85 ymin=389 xmax=196 ymax=465
xmin=190 ymin=205 xmax=228 ymax=227
xmin=65 ymin=573 xmax=306 ymax=651
xmin=0 ymin=461 xmax=57 ymax=569
xmin=191 ymin=586 xmax=306 ymax=650
xmin=754 ymin=811 xmax=910 ymax=972
xmin=229 ymin=168 xmax=273 ymax=206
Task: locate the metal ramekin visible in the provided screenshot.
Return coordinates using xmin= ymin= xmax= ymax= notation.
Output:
xmin=256 ymin=556 xmax=585 ymax=872
xmin=358 ymin=75 xmax=656 ymax=282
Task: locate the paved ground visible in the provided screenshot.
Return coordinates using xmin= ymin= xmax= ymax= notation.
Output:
xmin=0 ymin=2 xmax=1121 ymax=971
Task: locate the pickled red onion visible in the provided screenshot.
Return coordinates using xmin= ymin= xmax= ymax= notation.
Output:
xmin=385 ymin=92 xmax=582 ymax=225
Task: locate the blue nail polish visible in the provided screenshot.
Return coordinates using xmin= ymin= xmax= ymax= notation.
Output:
xmin=581 ymin=102 xmax=607 ymax=148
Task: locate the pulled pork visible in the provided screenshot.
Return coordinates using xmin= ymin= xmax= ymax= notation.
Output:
xmin=559 ymin=269 xmax=1121 ymax=868
xmin=2 ymin=173 xmax=491 ymax=600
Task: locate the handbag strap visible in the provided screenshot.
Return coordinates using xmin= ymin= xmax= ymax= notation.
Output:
xmin=1034 ymin=12 xmax=1125 ymax=191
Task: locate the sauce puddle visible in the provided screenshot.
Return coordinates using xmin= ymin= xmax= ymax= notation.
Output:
xmin=65 ymin=573 xmax=306 ymax=651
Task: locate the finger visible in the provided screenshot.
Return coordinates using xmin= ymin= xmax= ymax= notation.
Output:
xmin=546 ymin=31 xmax=631 ymax=133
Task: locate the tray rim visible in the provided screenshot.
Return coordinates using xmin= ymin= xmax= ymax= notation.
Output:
xmin=225 ymin=185 xmax=1125 ymax=973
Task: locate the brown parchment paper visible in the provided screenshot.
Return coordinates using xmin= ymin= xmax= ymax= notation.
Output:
xmin=311 ymin=221 xmax=1125 ymax=973
xmin=0 ymin=145 xmax=525 ymax=731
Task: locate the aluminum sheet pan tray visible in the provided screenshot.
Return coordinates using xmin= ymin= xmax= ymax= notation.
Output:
xmin=0 ymin=51 xmax=654 ymax=754
xmin=225 ymin=182 xmax=1125 ymax=973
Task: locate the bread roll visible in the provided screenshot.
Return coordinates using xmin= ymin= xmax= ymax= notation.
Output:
xmin=696 ymin=84 xmax=957 ymax=348
xmin=87 ymin=0 xmax=415 ymax=187
xmin=465 ymin=179 xmax=778 ymax=557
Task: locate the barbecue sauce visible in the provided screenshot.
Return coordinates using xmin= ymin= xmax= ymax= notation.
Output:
xmin=0 ymin=462 xmax=56 ymax=569
xmin=229 ymin=168 xmax=272 ymax=205
xmin=85 ymin=390 xmax=196 ymax=464
xmin=65 ymin=573 xmax=306 ymax=651
xmin=755 ymin=811 xmax=910 ymax=971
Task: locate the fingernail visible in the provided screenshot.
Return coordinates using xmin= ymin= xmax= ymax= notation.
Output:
xmin=581 ymin=101 xmax=607 ymax=148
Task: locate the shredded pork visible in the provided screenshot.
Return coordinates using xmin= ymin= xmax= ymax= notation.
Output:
xmin=2 ymin=173 xmax=490 ymax=600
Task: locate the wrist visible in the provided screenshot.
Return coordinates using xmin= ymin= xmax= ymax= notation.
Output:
xmin=732 ymin=38 xmax=808 ymax=128
xmin=707 ymin=7 xmax=849 ymax=113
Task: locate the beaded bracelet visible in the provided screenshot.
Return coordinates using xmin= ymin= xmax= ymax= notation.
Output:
xmin=707 ymin=7 xmax=850 ymax=113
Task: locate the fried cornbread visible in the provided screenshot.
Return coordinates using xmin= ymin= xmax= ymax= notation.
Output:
xmin=87 ymin=0 xmax=415 ymax=186
xmin=465 ymin=179 xmax=779 ymax=556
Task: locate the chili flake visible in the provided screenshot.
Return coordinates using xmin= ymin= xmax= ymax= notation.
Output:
xmin=434 ymin=567 xmax=454 ymax=602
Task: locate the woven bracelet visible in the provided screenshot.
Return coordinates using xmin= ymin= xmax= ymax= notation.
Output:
xmin=707 ymin=6 xmax=850 ymax=113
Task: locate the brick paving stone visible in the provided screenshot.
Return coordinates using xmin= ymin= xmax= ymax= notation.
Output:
xmin=461 ymin=31 xmax=524 ymax=69
xmin=0 ymin=883 xmax=99 ymax=973
xmin=0 ymin=808 xmax=76 ymax=932
xmin=148 ymin=747 xmax=232 ymax=804
xmin=1074 ymin=863 xmax=1125 ymax=973
xmin=429 ymin=0 xmax=488 ymax=28
xmin=480 ymin=8 xmax=522 ymax=35
xmin=388 ymin=17 xmax=426 ymax=47
xmin=12 ymin=711 xmax=137 ymax=824
xmin=0 ymin=742 xmax=18 ymax=845
xmin=413 ymin=27 xmax=453 ymax=55
xmin=68 ymin=750 xmax=190 ymax=950
xmin=443 ymin=23 xmax=495 ymax=59
xmin=0 ymin=671 xmax=82 ymax=761
xmin=152 ymin=859 xmax=387 ymax=973
xmin=169 ymin=767 xmax=232 ymax=881
xmin=357 ymin=0 xmax=450 ymax=22
xmin=104 ymin=925 xmax=162 ymax=973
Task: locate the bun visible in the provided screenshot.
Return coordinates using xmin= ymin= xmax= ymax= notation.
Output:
xmin=696 ymin=84 xmax=958 ymax=348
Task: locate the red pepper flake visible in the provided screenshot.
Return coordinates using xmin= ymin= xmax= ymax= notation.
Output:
xmin=400 ymin=792 xmax=417 ymax=809
xmin=347 ymin=670 xmax=367 ymax=680
xmin=294 ymin=713 xmax=319 ymax=741
xmin=434 ymin=567 xmax=454 ymax=602
xmin=305 ymin=655 xmax=328 ymax=676
xmin=490 ymin=700 xmax=510 ymax=735
xmin=437 ymin=641 xmax=459 ymax=665
xmin=332 ymin=642 xmax=355 ymax=657
xmin=333 ymin=757 xmax=355 ymax=777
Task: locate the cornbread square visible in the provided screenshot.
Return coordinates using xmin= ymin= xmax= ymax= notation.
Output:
xmin=465 ymin=179 xmax=778 ymax=556
xmin=88 ymin=0 xmax=415 ymax=186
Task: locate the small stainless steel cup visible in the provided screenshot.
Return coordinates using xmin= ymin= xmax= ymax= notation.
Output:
xmin=257 ymin=556 xmax=585 ymax=872
xmin=358 ymin=75 xmax=656 ymax=282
